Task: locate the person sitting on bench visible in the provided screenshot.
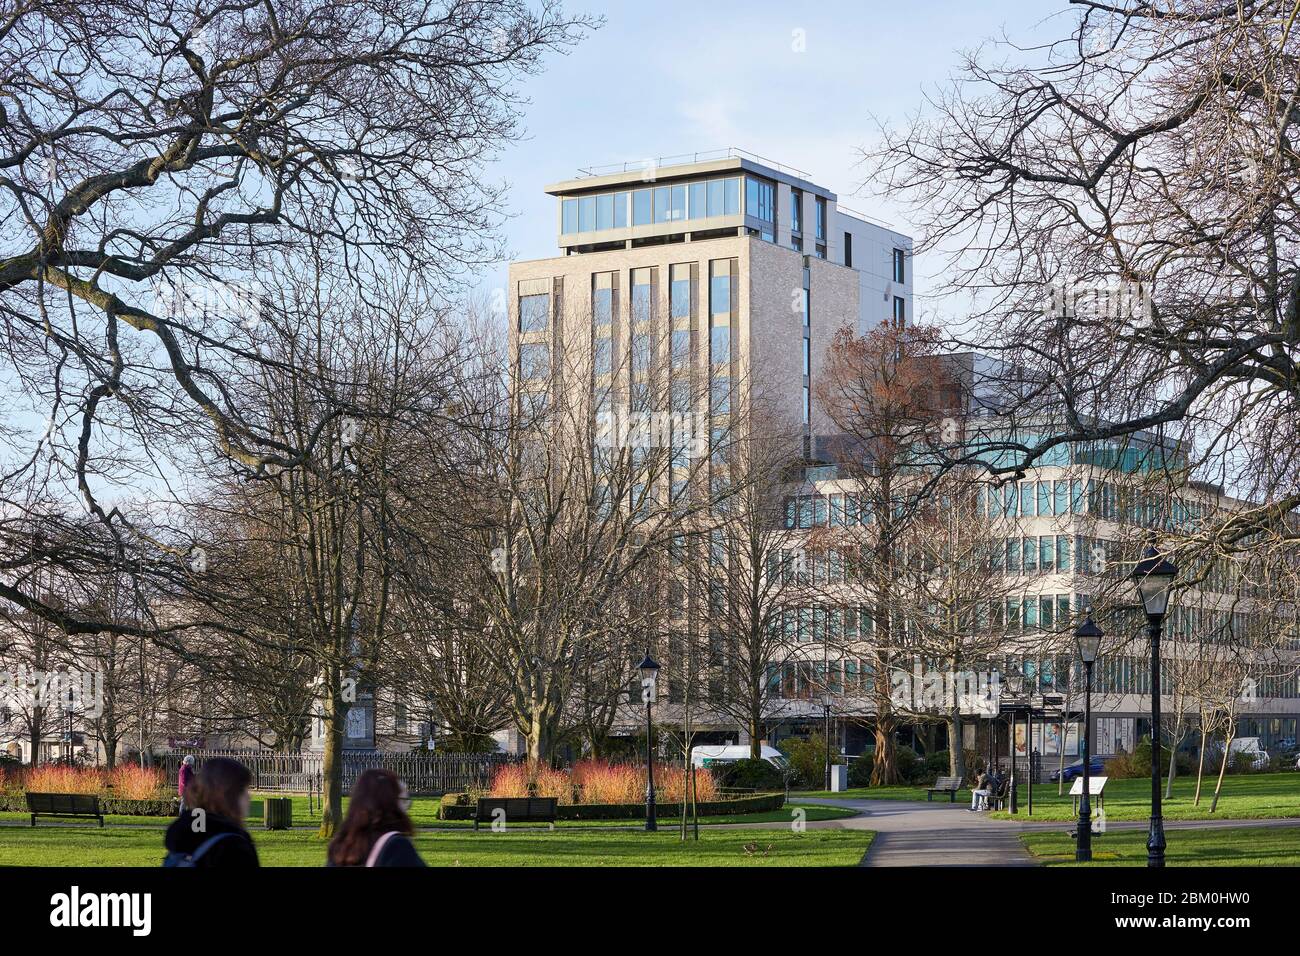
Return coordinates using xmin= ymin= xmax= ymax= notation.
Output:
xmin=969 ymin=769 xmax=990 ymax=811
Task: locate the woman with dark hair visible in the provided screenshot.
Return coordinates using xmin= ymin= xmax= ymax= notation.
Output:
xmin=327 ymin=769 xmax=425 ymax=867
xmin=163 ymin=757 xmax=259 ymax=867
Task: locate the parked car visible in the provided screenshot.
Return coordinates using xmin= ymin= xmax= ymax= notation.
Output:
xmin=690 ymin=744 xmax=789 ymax=771
xmin=1049 ymin=756 xmax=1106 ymax=782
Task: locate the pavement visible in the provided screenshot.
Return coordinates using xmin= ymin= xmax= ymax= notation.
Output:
xmin=793 ymin=796 xmax=1300 ymax=866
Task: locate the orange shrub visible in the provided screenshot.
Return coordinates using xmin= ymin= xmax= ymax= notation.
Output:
xmin=572 ymin=760 xmax=640 ymax=804
xmin=489 ymin=763 xmax=575 ymax=804
xmin=658 ymin=765 xmax=717 ymax=803
xmin=22 ymin=764 xmax=103 ymax=794
xmin=108 ymin=764 xmax=166 ymax=800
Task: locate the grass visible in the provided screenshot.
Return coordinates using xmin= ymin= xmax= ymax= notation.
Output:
xmin=1021 ymin=825 xmax=1300 ymax=866
xmin=0 ymin=824 xmax=874 ymax=867
xmin=988 ymin=772 xmax=1300 ymax=822
xmin=798 ymin=772 xmax=1300 ymax=822
xmin=0 ymin=795 xmax=857 ymax=829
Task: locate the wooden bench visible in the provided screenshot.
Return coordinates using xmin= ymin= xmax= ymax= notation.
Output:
xmin=986 ymin=776 xmax=1010 ymax=811
xmin=473 ymin=797 xmax=558 ymax=831
xmin=26 ymin=792 xmax=104 ymax=827
xmin=925 ymin=776 xmax=963 ymax=802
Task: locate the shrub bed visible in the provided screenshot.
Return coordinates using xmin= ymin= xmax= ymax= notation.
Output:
xmin=438 ymin=791 xmax=784 ymax=821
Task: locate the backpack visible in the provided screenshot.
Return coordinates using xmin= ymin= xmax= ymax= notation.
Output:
xmin=162 ymin=831 xmax=237 ymax=868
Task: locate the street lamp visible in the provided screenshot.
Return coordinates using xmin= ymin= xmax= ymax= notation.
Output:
xmin=1005 ymin=673 xmax=1024 ymax=814
xmin=638 ymin=649 xmax=660 ymax=833
xmin=1074 ymin=614 xmax=1103 ymax=862
xmin=822 ymin=692 xmax=833 ymax=792
xmin=1132 ymin=545 xmax=1177 ymax=868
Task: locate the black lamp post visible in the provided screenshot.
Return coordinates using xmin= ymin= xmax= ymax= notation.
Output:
xmin=1132 ymin=546 xmax=1177 ymax=868
xmin=638 ymin=650 xmax=660 ymax=832
xmin=822 ymin=692 xmax=833 ymax=791
xmin=1074 ymin=614 xmax=1103 ymax=862
xmin=1006 ymin=674 xmax=1023 ymax=814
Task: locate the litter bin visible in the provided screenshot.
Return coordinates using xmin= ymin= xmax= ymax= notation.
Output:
xmin=830 ymin=765 xmax=848 ymax=793
xmin=265 ymin=797 xmax=293 ymax=830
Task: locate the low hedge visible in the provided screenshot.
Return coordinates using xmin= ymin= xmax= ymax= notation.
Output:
xmin=0 ymin=793 xmax=179 ymax=816
xmin=438 ymin=791 xmax=785 ymax=821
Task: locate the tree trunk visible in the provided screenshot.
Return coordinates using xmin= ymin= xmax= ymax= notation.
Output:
xmin=1193 ymin=720 xmax=1208 ymax=806
xmin=870 ymin=717 xmax=898 ymax=786
xmin=1164 ymin=721 xmax=1179 ymax=799
xmin=317 ymin=671 xmax=345 ymax=838
xmin=1210 ymin=729 xmax=1234 ymax=813
xmin=526 ymin=703 xmax=553 ymax=767
xmin=748 ymin=709 xmax=763 ymax=760
xmin=948 ymin=707 xmax=965 ymax=779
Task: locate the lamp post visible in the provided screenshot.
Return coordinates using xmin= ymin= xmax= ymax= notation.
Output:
xmin=1132 ymin=546 xmax=1177 ymax=868
xmin=638 ymin=650 xmax=660 ymax=832
xmin=822 ymin=692 xmax=833 ymax=791
xmin=1006 ymin=674 xmax=1023 ymax=814
xmin=1074 ymin=614 xmax=1103 ymax=862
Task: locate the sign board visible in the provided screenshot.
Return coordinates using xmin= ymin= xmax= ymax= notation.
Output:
xmin=1068 ymin=775 xmax=1107 ymax=797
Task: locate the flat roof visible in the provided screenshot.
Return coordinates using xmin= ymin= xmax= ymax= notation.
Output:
xmin=545 ymin=155 xmax=836 ymax=202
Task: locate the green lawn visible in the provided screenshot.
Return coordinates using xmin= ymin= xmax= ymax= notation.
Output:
xmin=1021 ymin=825 xmax=1300 ymax=866
xmin=989 ymin=772 xmax=1300 ymax=822
xmin=0 ymin=795 xmax=856 ymax=829
xmin=0 ymin=824 xmax=874 ymax=867
xmin=798 ymin=772 xmax=1300 ymax=822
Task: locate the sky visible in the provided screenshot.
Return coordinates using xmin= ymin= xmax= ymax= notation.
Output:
xmin=482 ymin=0 xmax=1069 ymax=308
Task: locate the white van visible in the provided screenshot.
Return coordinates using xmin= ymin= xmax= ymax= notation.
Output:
xmin=689 ymin=744 xmax=788 ymax=770
xmin=1228 ymin=737 xmax=1270 ymax=771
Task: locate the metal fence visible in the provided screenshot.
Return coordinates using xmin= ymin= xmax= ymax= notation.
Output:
xmin=158 ymin=750 xmax=519 ymax=795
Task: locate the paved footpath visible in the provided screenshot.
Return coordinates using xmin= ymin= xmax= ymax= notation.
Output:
xmin=792 ymin=797 xmax=1300 ymax=867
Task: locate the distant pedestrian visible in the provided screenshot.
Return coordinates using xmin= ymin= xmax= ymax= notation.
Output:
xmin=177 ymin=754 xmax=195 ymax=813
xmin=327 ymin=769 xmax=425 ymax=867
xmin=164 ymin=756 xmax=259 ymax=868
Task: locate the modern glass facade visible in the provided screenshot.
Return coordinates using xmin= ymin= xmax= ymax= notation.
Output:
xmin=561 ymin=176 xmax=742 ymax=234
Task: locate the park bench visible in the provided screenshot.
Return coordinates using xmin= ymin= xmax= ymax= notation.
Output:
xmin=26 ymin=792 xmax=104 ymax=827
xmin=473 ymin=796 xmax=558 ymax=831
xmin=987 ymin=775 xmax=1010 ymax=811
xmin=925 ymin=775 xmax=963 ymax=802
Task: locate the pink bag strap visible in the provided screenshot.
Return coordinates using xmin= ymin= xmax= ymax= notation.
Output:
xmin=365 ymin=831 xmax=399 ymax=868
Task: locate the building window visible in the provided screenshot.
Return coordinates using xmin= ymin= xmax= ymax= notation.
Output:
xmin=670 ymin=263 xmax=691 ymax=319
xmin=802 ymin=385 xmax=810 ymax=424
xmin=592 ymin=273 xmax=613 ymax=326
xmin=893 ymin=248 xmax=906 ymax=284
xmin=745 ymin=176 xmax=775 ymax=227
xmin=671 ymin=329 xmax=691 ymax=370
xmin=815 ymin=196 xmax=826 ymax=240
xmin=594 ymin=336 xmax=611 ymax=375
xmin=632 ymin=268 xmax=652 ymax=323
xmin=562 ymin=199 xmax=577 ymax=234
xmin=633 ymin=188 xmax=653 ymax=226
xmin=578 ymin=194 xmax=596 ymax=232
xmin=790 ymin=188 xmax=802 ymax=234
xmin=844 ymin=232 xmax=853 ymax=268
xmin=711 ymin=376 xmax=730 ymax=415
xmin=803 ymin=339 xmax=811 ymax=376
xmin=709 ymin=261 xmax=731 ymax=316
xmin=519 ymin=293 xmax=549 ymax=332
xmin=632 ymin=333 xmax=650 ymax=372
xmin=893 ymin=295 xmax=906 ymax=325
xmin=519 ymin=342 xmax=549 ymax=380
xmin=710 ymin=324 xmax=730 ymax=364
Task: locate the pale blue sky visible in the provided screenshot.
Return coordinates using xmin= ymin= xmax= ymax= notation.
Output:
xmin=485 ymin=0 xmax=1068 ymax=312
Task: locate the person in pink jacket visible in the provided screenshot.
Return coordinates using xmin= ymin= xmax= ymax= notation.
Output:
xmin=177 ymin=755 xmax=195 ymax=813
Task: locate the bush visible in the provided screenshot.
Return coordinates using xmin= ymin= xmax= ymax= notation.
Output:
xmin=848 ymin=751 xmax=874 ymax=788
xmin=777 ymin=736 xmax=834 ymax=789
xmin=437 ymin=791 xmax=784 ymax=821
xmin=895 ymin=746 xmax=923 ymax=784
xmin=923 ymin=750 xmax=950 ymax=777
xmin=715 ymin=758 xmax=786 ymax=791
